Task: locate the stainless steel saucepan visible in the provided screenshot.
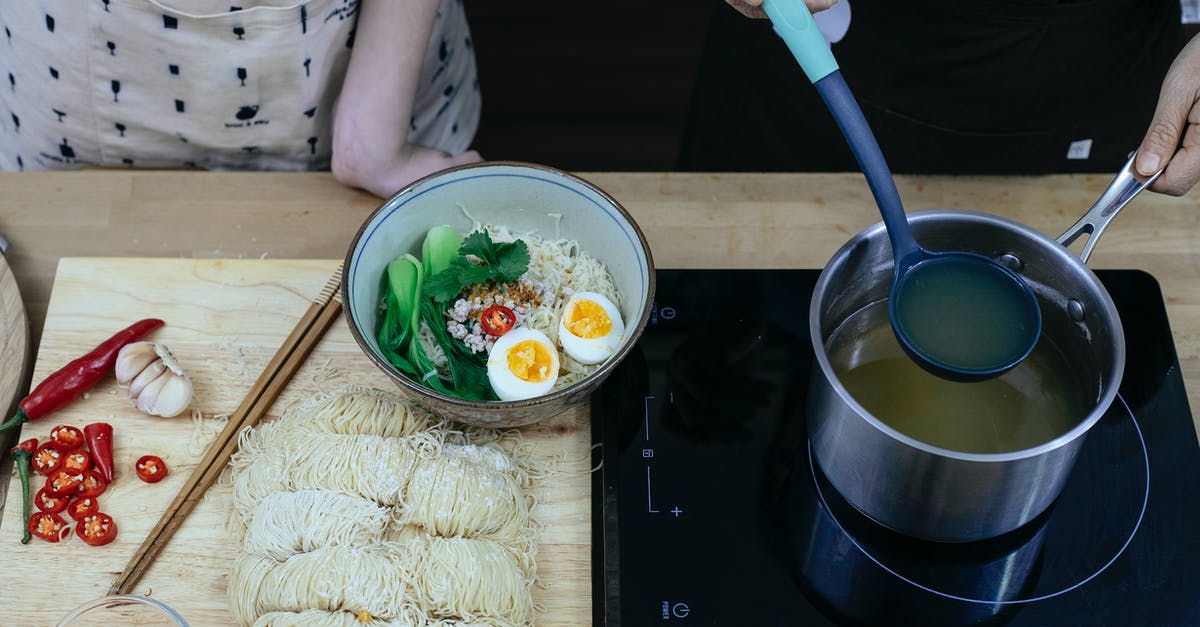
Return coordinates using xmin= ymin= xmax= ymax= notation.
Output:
xmin=807 ymin=155 xmax=1158 ymax=542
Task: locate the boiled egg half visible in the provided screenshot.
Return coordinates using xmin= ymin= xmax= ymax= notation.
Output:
xmin=558 ymin=291 xmax=625 ymax=365
xmin=487 ymin=328 xmax=560 ymax=401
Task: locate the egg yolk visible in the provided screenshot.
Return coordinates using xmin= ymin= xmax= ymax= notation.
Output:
xmin=566 ymin=299 xmax=612 ymax=339
xmin=507 ymin=340 xmax=555 ymax=382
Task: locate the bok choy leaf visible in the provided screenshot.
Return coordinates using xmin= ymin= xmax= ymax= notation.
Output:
xmin=380 ymin=254 xmax=450 ymax=393
xmin=422 ymin=225 xmax=464 ymax=278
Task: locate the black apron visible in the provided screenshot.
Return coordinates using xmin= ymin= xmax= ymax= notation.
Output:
xmin=678 ymin=0 xmax=1184 ymax=174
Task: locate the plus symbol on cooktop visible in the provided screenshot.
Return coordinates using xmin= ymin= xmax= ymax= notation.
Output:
xmin=670 ymin=506 xmax=683 ymax=517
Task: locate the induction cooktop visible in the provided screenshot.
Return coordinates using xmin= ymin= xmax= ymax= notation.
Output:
xmin=591 ymin=269 xmax=1200 ymax=626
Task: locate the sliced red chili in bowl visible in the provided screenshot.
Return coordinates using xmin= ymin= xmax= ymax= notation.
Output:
xmin=76 ymin=469 xmax=107 ymax=499
xmin=480 ymin=305 xmax=516 ymax=336
xmin=135 ymin=455 xmax=168 ymax=483
xmin=28 ymin=511 xmax=69 ymax=543
xmin=67 ymin=497 xmax=99 ymax=522
xmin=76 ymin=512 xmax=117 ymax=546
xmin=48 ymin=424 xmax=85 ymax=452
xmin=35 ymin=486 xmax=70 ymax=514
xmin=32 ymin=443 xmax=63 ymax=476
xmin=45 ymin=469 xmax=84 ymax=496
xmin=61 ymin=449 xmax=91 ymax=474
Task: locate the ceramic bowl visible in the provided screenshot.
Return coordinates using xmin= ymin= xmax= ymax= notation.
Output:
xmin=342 ymin=161 xmax=655 ymax=427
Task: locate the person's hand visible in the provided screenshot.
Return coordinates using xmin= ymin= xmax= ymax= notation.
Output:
xmin=1136 ymin=36 xmax=1200 ymax=196
xmin=724 ymin=0 xmax=838 ymax=19
xmin=385 ymin=146 xmax=483 ymax=195
xmin=333 ymin=143 xmax=482 ymax=198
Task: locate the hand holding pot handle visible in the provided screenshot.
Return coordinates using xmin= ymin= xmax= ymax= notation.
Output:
xmin=1058 ymin=152 xmax=1163 ymax=264
xmin=1135 ymin=35 xmax=1200 ymax=196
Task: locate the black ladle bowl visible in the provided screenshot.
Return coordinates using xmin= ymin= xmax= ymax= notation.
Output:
xmin=766 ymin=1 xmax=1041 ymax=381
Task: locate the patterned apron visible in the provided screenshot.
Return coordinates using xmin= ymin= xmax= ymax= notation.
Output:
xmin=0 ymin=0 xmax=479 ymax=171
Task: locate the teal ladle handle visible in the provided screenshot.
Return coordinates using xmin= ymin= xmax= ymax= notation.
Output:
xmin=762 ymin=0 xmax=921 ymax=264
xmin=761 ymin=0 xmax=839 ymax=83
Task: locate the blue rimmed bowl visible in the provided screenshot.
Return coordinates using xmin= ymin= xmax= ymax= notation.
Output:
xmin=342 ymin=161 xmax=655 ymax=428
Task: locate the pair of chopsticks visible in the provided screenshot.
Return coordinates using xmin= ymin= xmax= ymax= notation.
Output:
xmin=109 ymin=263 xmax=345 ymax=596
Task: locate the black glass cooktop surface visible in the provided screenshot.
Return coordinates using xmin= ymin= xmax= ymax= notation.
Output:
xmin=592 ymin=269 xmax=1200 ymax=626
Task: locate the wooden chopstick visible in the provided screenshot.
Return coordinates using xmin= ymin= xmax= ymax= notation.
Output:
xmin=109 ymin=264 xmax=344 ymax=596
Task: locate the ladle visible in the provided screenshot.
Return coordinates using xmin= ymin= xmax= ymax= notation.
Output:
xmin=763 ymin=0 xmax=1041 ymax=381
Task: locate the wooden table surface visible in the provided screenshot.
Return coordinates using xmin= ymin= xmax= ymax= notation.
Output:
xmin=0 ymin=168 xmax=1197 ymax=623
xmin=2 ymin=169 xmax=1198 ymax=416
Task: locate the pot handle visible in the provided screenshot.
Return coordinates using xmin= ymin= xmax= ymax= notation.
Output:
xmin=1058 ymin=152 xmax=1162 ymax=263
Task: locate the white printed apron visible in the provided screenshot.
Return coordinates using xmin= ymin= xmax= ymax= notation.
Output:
xmin=0 ymin=0 xmax=479 ymax=171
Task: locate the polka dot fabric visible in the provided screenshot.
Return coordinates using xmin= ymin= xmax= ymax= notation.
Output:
xmin=0 ymin=0 xmax=479 ymax=172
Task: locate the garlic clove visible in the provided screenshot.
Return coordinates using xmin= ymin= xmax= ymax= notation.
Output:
xmin=135 ymin=375 xmax=171 ymax=415
xmin=139 ymin=372 xmax=193 ymax=417
xmin=115 ymin=342 xmax=159 ymax=385
xmin=128 ymin=359 xmax=167 ymax=398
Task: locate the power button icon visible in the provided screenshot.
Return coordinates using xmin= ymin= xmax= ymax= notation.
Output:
xmin=672 ymin=603 xmax=690 ymax=619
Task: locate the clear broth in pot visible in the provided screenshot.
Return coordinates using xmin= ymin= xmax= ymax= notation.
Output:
xmin=827 ymin=301 xmax=1086 ymax=454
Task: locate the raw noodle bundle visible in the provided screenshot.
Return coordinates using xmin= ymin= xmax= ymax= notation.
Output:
xmin=272 ymin=386 xmax=436 ymax=439
xmin=241 ymin=490 xmax=392 ymax=562
xmin=404 ymin=449 xmax=532 ymax=548
xmin=231 ymin=431 xmax=431 ymax=524
xmin=230 ymin=539 xmax=532 ymax=626
xmin=410 ymin=535 xmax=535 ymax=625
xmin=229 ymin=545 xmax=418 ymax=626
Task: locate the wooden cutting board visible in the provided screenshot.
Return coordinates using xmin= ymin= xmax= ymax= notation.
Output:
xmin=0 ymin=245 xmax=32 ymax=437
xmin=0 ymin=258 xmax=591 ymax=626
xmin=0 ymin=245 xmax=33 ymax=521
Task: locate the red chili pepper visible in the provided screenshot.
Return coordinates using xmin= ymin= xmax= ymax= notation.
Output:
xmin=28 ymin=511 xmax=69 ymax=543
xmin=84 ymin=422 xmax=115 ymax=483
xmin=76 ymin=512 xmax=117 ymax=547
xmin=480 ymin=305 xmax=516 ymax=336
xmin=67 ymin=497 xmax=100 ymax=522
xmin=135 ymin=455 xmax=168 ymax=483
xmin=0 ymin=319 xmax=164 ymax=433
xmin=10 ymin=439 xmax=36 ymax=544
xmin=48 ymin=425 xmax=85 ymax=452
xmin=76 ymin=469 xmax=107 ymax=499
xmin=62 ymin=449 xmax=91 ymax=474
xmin=34 ymin=486 xmax=70 ymax=514
xmin=32 ymin=442 xmax=64 ymax=476
xmin=45 ymin=469 xmax=84 ymax=496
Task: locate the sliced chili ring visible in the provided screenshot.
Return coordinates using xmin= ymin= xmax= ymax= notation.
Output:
xmin=67 ymin=496 xmax=100 ymax=522
xmin=135 ymin=455 xmax=169 ymax=483
xmin=76 ymin=469 xmax=107 ymax=499
xmin=45 ymin=469 xmax=84 ymax=496
xmin=61 ymin=449 xmax=91 ymax=474
xmin=76 ymin=512 xmax=118 ymax=547
xmin=28 ymin=511 xmax=69 ymax=543
xmin=48 ymin=425 xmax=85 ymax=452
xmin=479 ymin=305 xmax=517 ymax=336
xmin=34 ymin=486 xmax=70 ymax=514
xmin=32 ymin=443 xmax=64 ymax=476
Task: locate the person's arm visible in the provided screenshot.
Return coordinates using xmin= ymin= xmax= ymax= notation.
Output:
xmin=725 ymin=0 xmax=838 ymax=19
xmin=1136 ymin=35 xmax=1200 ymax=196
xmin=332 ymin=0 xmax=481 ymax=198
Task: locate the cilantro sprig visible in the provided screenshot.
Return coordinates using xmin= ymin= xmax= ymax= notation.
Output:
xmin=423 ymin=230 xmax=530 ymax=303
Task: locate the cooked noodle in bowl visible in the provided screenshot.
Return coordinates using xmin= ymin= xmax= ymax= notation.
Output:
xmin=343 ymin=162 xmax=655 ymax=428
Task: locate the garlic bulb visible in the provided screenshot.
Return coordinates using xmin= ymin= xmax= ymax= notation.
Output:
xmin=115 ymin=342 xmax=193 ymax=417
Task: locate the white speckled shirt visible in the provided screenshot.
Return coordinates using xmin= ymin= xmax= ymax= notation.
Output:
xmin=0 ymin=0 xmax=479 ymax=171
